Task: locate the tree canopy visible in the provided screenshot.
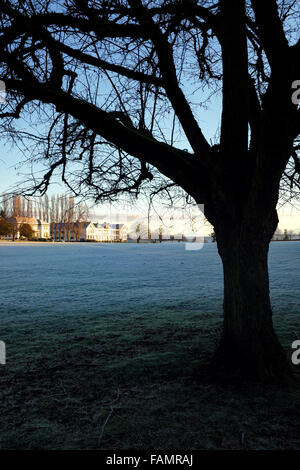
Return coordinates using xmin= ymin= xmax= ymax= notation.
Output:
xmin=0 ymin=0 xmax=299 ymax=207
xmin=19 ymin=222 xmax=34 ymax=238
xmin=0 ymin=216 xmax=12 ymax=236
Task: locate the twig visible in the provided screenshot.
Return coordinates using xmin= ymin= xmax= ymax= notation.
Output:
xmin=97 ymin=407 xmax=114 ymax=449
xmin=108 ymin=387 xmax=121 ymax=406
xmin=96 ymin=387 xmax=120 ymax=449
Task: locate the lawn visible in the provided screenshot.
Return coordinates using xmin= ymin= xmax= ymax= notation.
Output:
xmin=0 ymin=309 xmax=299 ymax=450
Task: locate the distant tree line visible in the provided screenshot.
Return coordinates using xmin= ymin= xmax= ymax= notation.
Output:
xmin=0 ymin=193 xmax=89 ymax=239
xmin=1 ymin=193 xmax=88 ymax=224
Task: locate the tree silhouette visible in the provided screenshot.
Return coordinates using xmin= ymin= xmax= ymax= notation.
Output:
xmin=19 ymin=222 xmax=34 ymax=239
xmin=0 ymin=217 xmax=13 ymax=237
xmin=0 ymin=0 xmax=299 ymax=381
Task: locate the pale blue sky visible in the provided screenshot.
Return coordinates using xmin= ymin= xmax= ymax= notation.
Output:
xmin=0 ymin=90 xmax=299 ymax=232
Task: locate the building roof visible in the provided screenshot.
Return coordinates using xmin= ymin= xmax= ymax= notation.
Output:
xmin=110 ymin=224 xmax=125 ymax=229
xmin=7 ymin=216 xmax=49 ymax=225
xmin=52 ymin=221 xmax=127 ymax=230
xmin=53 ymin=221 xmax=91 ymax=228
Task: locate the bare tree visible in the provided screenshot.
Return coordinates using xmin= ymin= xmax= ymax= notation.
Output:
xmin=27 ymin=197 xmax=32 ymax=218
xmin=43 ymin=194 xmax=49 ymax=221
xmin=66 ymin=194 xmax=75 ymax=240
xmin=12 ymin=195 xmax=21 ymax=217
xmin=38 ymin=199 xmax=42 ymax=220
xmin=1 ymin=193 xmax=9 ymax=217
xmin=74 ymin=201 xmax=89 ymax=241
xmin=158 ymin=223 xmax=163 ymax=243
xmin=50 ymin=195 xmax=55 ymax=222
xmin=20 ymin=196 xmax=26 ymax=216
xmin=0 ymin=0 xmax=299 ymax=381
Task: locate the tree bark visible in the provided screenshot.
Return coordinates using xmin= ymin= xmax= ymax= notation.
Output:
xmin=212 ymin=213 xmax=291 ymax=382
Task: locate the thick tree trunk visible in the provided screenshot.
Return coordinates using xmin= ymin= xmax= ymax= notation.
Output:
xmin=212 ymin=216 xmax=291 ymax=382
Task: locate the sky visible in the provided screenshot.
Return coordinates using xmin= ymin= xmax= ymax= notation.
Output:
xmin=0 ymin=89 xmax=299 ymax=233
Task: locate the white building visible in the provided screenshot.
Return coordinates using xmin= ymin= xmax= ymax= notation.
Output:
xmin=110 ymin=224 xmax=128 ymax=241
xmin=51 ymin=221 xmax=128 ymax=242
xmin=6 ymin=216 xmax=50 ymax=239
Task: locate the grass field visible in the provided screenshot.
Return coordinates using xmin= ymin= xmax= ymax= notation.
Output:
xmin=0 ymin=309 xmax=299 ymax=450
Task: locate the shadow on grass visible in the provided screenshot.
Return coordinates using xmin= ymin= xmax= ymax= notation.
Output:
xmin=0 ymin=310 xmax=299 ymax=450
